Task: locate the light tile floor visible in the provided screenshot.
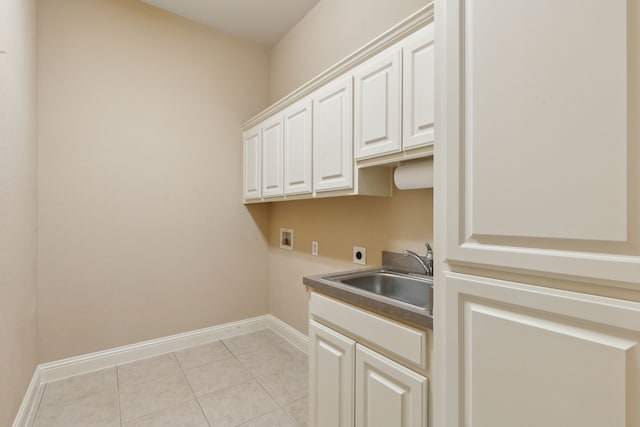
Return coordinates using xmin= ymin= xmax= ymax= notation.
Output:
xmin=32 ymin=329 xmax=308 ymax=427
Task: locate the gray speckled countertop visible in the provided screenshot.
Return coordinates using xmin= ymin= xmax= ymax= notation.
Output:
xmin=303 ymin=265 xmax=433 ymax=330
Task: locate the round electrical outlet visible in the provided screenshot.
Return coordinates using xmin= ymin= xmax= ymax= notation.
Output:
xmin=353 ymin=246 xmax=366 ymax=265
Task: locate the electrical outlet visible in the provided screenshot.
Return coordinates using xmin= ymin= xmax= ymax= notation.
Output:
xmin=353 ymin=246 xmax=366 ymax=265
xmin=312 ymin=241 xmax=319 ymax=256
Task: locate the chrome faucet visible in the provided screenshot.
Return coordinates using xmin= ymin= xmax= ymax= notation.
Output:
xmin=403 ymin=242 xmax=433 ymax=276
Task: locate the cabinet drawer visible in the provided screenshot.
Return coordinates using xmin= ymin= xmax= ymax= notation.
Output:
xmin=310 ymin=292 xmax=427 ymax=370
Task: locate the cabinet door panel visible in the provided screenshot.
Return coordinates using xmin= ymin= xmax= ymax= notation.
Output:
xmin=355 ymin=344 xmax=427 ymax=427
xmin=354 ymin=49 xmax=401 ymax=159
xmin=261 ymin=115 xmax=283 ymax=197
xmin=443 ymin=272 xmax=640 ymax=427
xmin=284 ymin=99 xmax=312 ymax=195
xmin=313 ymin=77 xmax=353 ymax=192
xmin=438 ymin=0 xmax=640 ymax=284
xmin=309 ymin=320 xmax=355 ymax=427
xmin=403 ymin=24 xmax=434 ymax=149
xmin=243 ymin=127 xmax=261 ymax=200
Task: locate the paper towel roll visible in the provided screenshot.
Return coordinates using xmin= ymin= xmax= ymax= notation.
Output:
xmin=394 ymin=158 xmax=434 ymax=190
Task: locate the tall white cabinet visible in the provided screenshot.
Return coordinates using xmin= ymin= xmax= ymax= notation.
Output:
xmin=435 ymin=0 xmax=640 ymax=426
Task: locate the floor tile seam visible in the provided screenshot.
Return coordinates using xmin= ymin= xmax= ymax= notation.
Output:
xmin=183 ymin=352 xmax=243 ymax=373
xmin=281 ymin=398 xmax=306 ymax=427
xmin=118 ymin=355 xmax=196 ymax=424
xmin=173 ymin=351 xmax=212 ymax=427
xmin=119 ymin=395 xmax=199 ymax=426
xmin=115 ymin=368 xmax=123 ymax=427
xmin=173 ymin=351 xmax=235 ymax=372
xmin=253 ymin=359 xmax=308 ymax=381
xmin=234 ymin=407 xmax=300 ymax=427
xmin=233 ymin=343 xmax=299 ymax=376
xmin=222 ymin=335 xmax=287 ymax=357
xmin=253 ymin=375 xmax=293 ymax=412
xmin=194 ymin=377 xmax=280 ymax=423
xmin=116 ymin=358 xmax=190 ymax=392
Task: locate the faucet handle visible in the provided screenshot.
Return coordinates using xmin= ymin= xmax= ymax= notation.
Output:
xmin=425 ymin=242 xmax=433 ymax=260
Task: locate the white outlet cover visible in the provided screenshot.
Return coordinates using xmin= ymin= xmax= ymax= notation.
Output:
xmin=353 ymin=246 xmax=366 ymax=265
xmin=312 ymin=241 xmax=319 ymax=256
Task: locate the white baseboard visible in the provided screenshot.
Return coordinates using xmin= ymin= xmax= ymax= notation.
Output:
xmin=12 ymin=315 xmax=309 ymax=427
xmin=266 ymin=315 xmax=309 ymax=355
xmin=10 ymin=368 xmax=44 ymax=427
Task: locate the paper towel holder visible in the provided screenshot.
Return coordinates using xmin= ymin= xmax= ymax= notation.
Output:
xmin=393 ymin=158 xmax=434 ymax=190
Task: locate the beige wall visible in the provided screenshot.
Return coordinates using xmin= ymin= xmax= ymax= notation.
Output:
xmin=0 ymin=0 xmax=39 ymax=424
xmin=270 ymin=0 xmax=429 ymax=102
xmin=268 ymin=192 xmax=433 ymax=333
xmin=37 ymin=0 xmax=272 ymax=362
xmin=266 ymin=0 xmax=432 ymax=335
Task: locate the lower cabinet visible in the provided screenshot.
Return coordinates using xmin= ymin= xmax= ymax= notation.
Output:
xmin=309 ymin=320 xmax=355 ymax=427
xmin=355 ymin=344 xmax=427 ymax=427
xmin=309 ymin=319 xmax=428 ymax=427
xmin=443 ymin=272 xmax=640 ymax=427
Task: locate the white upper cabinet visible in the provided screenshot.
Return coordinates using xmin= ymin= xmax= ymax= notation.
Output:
xmin=283 ymin=98 xmax=313 ymax=195
xmin=241 ymin=6 xmax=435 ymax=202
xmin=437 ymin=0 xmax=640 ymax=284
xmin=402 ymin=24 xmax=434 ymax=150
xmin=313 ymin=76 xmax=354 ymax=192
xmin=242 ymin=126 xmax=261 ymax=201
xmin=353 ymin=47 xmax=402 ymax=160
xmin=260 ymin=114 xmax=284 ymax=198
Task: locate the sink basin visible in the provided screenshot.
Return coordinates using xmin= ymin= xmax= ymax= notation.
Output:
xmin=330 ymin=270 xmax=432 ymax=310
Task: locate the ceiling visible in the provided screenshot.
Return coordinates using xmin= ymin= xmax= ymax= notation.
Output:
xmin=140 ymin=0 xmax=321 ymax=47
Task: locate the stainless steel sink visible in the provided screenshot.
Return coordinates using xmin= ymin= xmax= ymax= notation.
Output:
xmin=327 ymin=269 xmax=432 ymax=311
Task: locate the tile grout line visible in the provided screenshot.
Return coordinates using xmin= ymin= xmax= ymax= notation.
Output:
xmin=253 ymin=366 xmax=302 ymax=427
xmin=29 ymin=329 xmax=305 ymax=427
xmin=172 ymin=351 xmax=212 ymax=427
xmin=226 ymin=338 xmax=278 ymax=425
xmin=222 ymin=335 xmax=301 ymax=426
xmin=115 ymin=366 xmax=123 ymax=427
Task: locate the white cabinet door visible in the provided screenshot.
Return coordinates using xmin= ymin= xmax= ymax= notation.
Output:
xmin=355 ymin=344 xmax=427 ymax=427
xmin=309 ymin=320 xmax=355 ymax=427
xmin=436 ymin=0 xmax=639 ymax=284
xmin=353 ymin=48 xmax=402 ymax=159
xmin=283 ymin=98 xmax=313 ymax=195
xmin=242 ymin=126 xmax=261 ymax=201
xmin=261 ymin=114 xmax=284 ymax=198
xmin=402 ymin=24 xmax=434 ymax=150
xmin=312 ymin=76 xmax=353 ymax=192
xmin=442 ymin=272 xmax=640 ymax=427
